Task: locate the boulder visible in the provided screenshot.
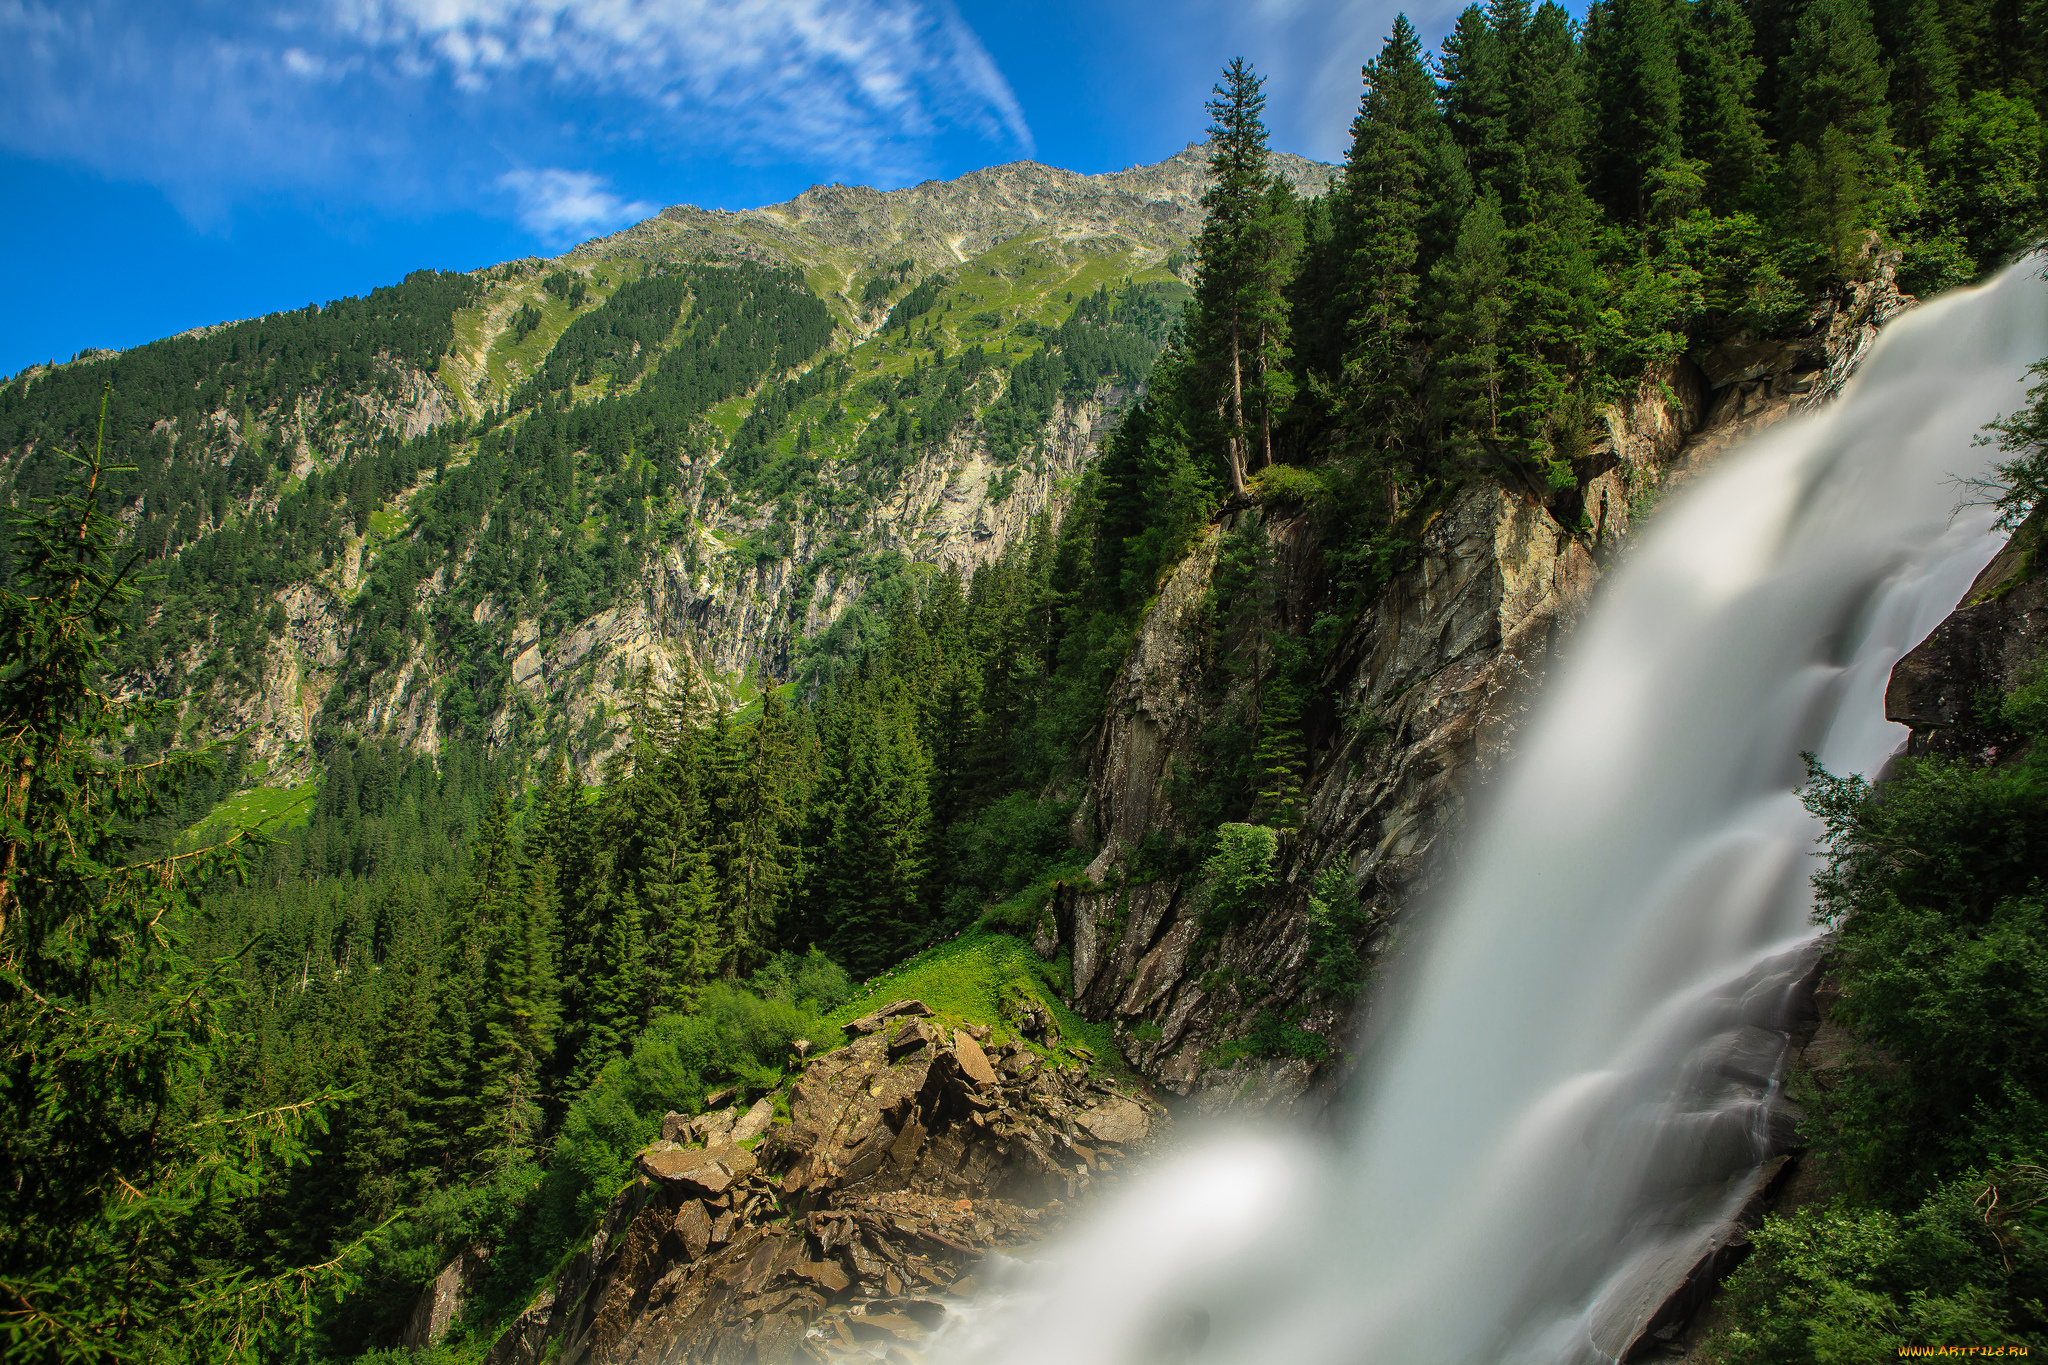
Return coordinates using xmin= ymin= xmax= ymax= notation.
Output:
xmin=671 ymin=1200 xmax=713 ymax=1260
xmin=790 ymin=1259 xmax=852 ymax=1294
xmin=638 ymin=1142 xmax=759 ymax=1198
xmin=1076 ymin=1097 xmax=1149 ymax=1146
xmin=849 ymin=998 xmax=934 ymax=1035
xmin=696 ymin=1108 xmax=738 ymax=1147
xmin=889 ymin=1017 xmax=943 ymax=1057
xmin=731 ymin=1096 xmax=776 ymax=1144
xmin=952 ymin=1034 xmax=998 ymax=1090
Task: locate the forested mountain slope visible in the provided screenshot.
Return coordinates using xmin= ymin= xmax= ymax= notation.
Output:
xmin=0 ymin=144 xmax=1333 ymax=807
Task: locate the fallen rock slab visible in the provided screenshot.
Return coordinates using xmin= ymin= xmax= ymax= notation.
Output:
xmin=731 ymin=1096 xmax=776 ymax=1144
xmin=850 ymin=998 xmax=934 ymax=1035
xmin=638 ymin=1142 xmax=758 ymax=1198
xmin=952 ymin=1034 xmax=998 ymax=1090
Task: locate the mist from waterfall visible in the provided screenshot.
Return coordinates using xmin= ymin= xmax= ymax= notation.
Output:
xmin=928 ymin=258 xmax=2048 ymax=1365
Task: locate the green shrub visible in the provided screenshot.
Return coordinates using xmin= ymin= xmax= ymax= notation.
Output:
xmin=1801 ymin=726 xmax=2048 ymax=1193
xmin=1705 ymin=1172 xmax=2047 ymax=1363
xmin=347 ymin=975 xmax=845 ymax=1351
xmin=1304 ymin=865 xmax=1373 ymax=1000
xmin=1245 ymin=1008 xmax=1329 ymax=1060
xmin=937 ymin=792 xmax=1079 ymax=929
xmin=1710 ymin=660 xmax=2048 ymax=1355
xmin=1250 ymin=463 xmax=1330 ymax=508
xmin=1200 ymin=822 xmax=1279 ymax=931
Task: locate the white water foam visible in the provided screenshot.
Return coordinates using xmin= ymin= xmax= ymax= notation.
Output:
xmin=929 ymin=258 xmax=2048 ymax=1365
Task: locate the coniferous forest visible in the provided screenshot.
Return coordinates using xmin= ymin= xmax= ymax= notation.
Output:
xmin=3 ymin=0 xmax=2047 ymax=1358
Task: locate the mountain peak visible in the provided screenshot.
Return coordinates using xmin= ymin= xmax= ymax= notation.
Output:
xmin=571 ymin=144 xmax=1337 ymax=294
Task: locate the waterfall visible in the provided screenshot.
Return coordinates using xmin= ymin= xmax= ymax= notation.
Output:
xmin=931 ymin=258 xmax=2048 ymax=1365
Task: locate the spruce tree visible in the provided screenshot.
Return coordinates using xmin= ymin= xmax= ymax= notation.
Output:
xmin=1885 ymin=0 xmax=1962 ymax=148
xmin=574 ymin=887 xmax=649 ymax=1085
xmin=473 ymin=854 xmax=561 ymax=1172
xmin=1428 ymin=193 xmax=1513 ymax=457
xmin=1440 ymin=4 xmax=1524 ymax=204
xmin=1499 ymin=2 xmax=1601 ymax=468
xmin=1190 ymin=59 xmax=1300 ymax=493
xmin=713 ymin=690 xmax=798 ymax=975
xmin=1679 ymin=0 xmax=1775 ymax=210
xmin=1336 ymin=15 xmax=1443 ymax=465
xmin=0 ymin=399 xmax=362 ymax=1358
xmin=348 ymin=896 xmax=441 ymax=1220
xmin=825 ymin=688 xmax=933 ymax=977
xmin=1590 ymin=0 xmax=1688 ymax=221
xmin=1779 ymin=0 xmax=1898 ymax=263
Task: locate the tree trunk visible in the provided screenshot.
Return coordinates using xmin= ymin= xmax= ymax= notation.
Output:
xmin=1228 ymin=316 xmax=1247 ymax=493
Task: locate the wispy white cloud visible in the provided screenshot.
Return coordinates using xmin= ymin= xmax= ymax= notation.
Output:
xmin=0 ymin=0 xmax=1033 ymax=228
xmin=333 ymin=0 xmax=1033 ymax=167
xmin=498 ymin=166 xmax=655 ymax=242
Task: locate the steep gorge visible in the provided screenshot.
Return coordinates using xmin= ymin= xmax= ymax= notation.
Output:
xmin=1057 ymin=254 xmax=1918 ymax=1106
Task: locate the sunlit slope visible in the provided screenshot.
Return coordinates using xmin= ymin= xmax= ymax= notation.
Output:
xmin=0 ymin=144 xmax=1328 ymax=796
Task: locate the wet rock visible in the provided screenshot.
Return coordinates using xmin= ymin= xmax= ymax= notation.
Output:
xmin=850 ymin=1310 xmax=926 ymax=1341
xmin=638 ymin=1142 xmax=758 ymax=1198
xmin=1888 ymin=502 xmax=2048 ymax=759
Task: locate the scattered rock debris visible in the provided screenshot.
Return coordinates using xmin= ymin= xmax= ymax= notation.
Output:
xmin=482 ymin=1004 xmax=1167 ymax=1364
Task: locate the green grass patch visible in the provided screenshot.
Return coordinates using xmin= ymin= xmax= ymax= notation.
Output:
xmin=365 ymin=506 xmax=405 ymax=544
xmin=705 ymin=394 xmax=752 ymax=438
xmin=188 ymin=781 xmax=317 ymax=840
xmin=828 ymin=929 xmax=1129 ymax=1082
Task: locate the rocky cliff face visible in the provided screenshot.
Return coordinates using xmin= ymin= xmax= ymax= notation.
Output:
xmin=1053 ymin=263 xmax=1917 ymax=1111
xmin=153 ymin=379 xmax=1130 ymax=786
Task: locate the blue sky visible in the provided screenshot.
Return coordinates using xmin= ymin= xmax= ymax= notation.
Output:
xmin=0 ymin=0 xmax=1473 ymax=379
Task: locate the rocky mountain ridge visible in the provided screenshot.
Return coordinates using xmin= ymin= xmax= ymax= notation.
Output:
xmin=578 ymin=143 xmax=1337 ymax=328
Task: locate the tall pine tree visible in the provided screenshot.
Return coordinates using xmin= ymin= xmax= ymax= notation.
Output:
xmin=1189 ymin=59 xmax=1301 ymax=492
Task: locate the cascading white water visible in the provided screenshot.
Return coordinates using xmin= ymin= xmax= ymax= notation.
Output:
xmin=931 ymin=258 xmax=2048 ymax=1365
